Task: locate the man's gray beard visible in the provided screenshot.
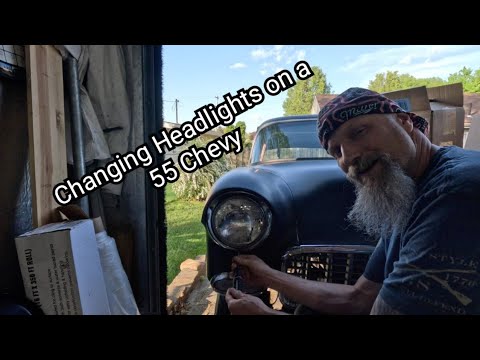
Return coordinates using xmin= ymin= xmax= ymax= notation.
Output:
xmin=347 ymin=155 xmax=416 ymax=241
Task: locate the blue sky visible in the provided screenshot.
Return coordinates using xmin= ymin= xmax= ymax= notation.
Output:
xmin=163 ymin=45 xmax=480 ymax=133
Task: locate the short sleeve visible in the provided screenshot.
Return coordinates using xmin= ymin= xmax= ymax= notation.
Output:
xmin=379 ymin=193 xmax=480 ymax=315
xmin=363 ymin=238 xmax=386 ymax=284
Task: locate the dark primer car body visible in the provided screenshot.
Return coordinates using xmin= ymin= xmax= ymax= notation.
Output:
xmin=201 ymin=115 xmax=375 ymax=314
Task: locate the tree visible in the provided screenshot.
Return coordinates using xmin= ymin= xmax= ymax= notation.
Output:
xmin=172 ymin=135 xmax=229 ymax=201
xmin=448 ymin=67 xmax=480 ymax=93
xmin=223 ymin=121 xmax=251 ymax=168
xmin=417 ymin=76 xmax=446 ymax=88
xmin=224 ymin=121 xmax=251 ymax=147
xmin=368 ymin=71 xmax=446 ymax=93
xmin=368 ymin=72 xmax=389 ymax=92
xmin=367 ymin=67 xmax=480 ymax=94
xmin=283 ymin=66 xmax=331 ymax=115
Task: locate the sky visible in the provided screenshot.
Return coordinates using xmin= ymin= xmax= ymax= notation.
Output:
xmin=163 ymin=45 xmax=480 ymax=133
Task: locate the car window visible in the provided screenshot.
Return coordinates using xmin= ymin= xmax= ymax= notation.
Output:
xmin=251 ymin=120 xmax=332 ymax=163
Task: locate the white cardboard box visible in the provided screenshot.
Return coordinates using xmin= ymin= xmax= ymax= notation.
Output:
xmin=15 ymin=220 xmax=111 ymax=315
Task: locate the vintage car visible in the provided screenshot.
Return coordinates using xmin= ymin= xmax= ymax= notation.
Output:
xmin=201 ymin=114 xmax=376 ymax=314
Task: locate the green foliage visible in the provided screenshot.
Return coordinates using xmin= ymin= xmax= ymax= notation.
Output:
xmin=368 ymin=67 xmax=480 ymax=94
xmin=224 ymin=121 xmax=251 ymax=147
xmin=448 ymin=67 xmax=480 ymax=93
xmin=165 ymin=184 xmax=205 ymax=284
xmin=172 ymin=136 xmax=230 ymax=201
xmin=283 ymin=66 xmax=332 ymax=115
xmin=368 ymin=71 xmax=446 ymax=93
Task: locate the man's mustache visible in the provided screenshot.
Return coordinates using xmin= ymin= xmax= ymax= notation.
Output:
xmin=347 ymin=153 xmax=385 ymax=182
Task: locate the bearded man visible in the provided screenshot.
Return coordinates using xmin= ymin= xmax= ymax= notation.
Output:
xmin=225 ymin=87 xmax=480 ymax=315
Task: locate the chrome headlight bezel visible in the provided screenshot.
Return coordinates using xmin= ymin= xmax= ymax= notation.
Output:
xmin=206 ymin=191 xmax=272 ymax=252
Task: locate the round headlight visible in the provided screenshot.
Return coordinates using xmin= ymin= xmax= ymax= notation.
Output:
xmin=209 ymin=194 xmax=272 ymax=251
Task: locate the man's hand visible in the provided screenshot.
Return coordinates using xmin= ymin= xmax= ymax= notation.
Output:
xmin=232 ymin=254 xmax=273 ymax=289
xmin=225 ymin=288 xmax=275 ymax=315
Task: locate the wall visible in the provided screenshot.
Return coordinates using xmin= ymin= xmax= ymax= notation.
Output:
xmin=0 ymin=77 xmax=32 ymax=296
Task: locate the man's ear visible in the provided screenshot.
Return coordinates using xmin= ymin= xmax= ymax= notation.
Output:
xmin=396 ymin=113 xmax=414 ymax=133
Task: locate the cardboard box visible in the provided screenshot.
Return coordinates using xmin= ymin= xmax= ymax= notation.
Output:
xmin=384 ymin=83 xmax=465 ymax=147
xmin=15 ymin=220 xmax=111 ymax=315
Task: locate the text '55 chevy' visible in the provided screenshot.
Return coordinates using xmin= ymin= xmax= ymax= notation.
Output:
xmin=201 ymin=115 xmax=375 ymax=314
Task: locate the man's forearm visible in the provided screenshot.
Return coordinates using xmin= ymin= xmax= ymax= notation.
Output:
xmin=265 ymin=270 xmax=373 ymax=314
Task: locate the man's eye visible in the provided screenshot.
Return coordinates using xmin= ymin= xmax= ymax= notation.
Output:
xmin=354 ymin=127 xmax=366 ymax=137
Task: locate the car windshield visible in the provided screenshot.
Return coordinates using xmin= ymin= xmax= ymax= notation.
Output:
xmin=251 ymin=119 xmax=332 ymax=164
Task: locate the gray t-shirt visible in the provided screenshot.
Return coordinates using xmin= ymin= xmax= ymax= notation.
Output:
xmin=364 ymin=146 xmax=480 ymax=315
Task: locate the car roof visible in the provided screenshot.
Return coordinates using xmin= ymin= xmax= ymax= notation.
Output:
xmin=256 ymin=114 xmax=318 ymax=133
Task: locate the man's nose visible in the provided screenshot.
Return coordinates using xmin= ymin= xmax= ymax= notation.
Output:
xmin=340 ymin=144 xmax=361 ymax=170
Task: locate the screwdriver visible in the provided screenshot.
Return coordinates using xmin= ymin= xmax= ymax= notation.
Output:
xmin=233 ymin=265 xmax=244 ymax=292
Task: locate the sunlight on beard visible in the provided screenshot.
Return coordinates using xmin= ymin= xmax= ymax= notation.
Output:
xmin=347 ymin=155 xmax=416 ymax=241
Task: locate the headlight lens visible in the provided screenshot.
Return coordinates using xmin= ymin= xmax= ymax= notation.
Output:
xmin=210 ymin=195 xmax=271 ymax=251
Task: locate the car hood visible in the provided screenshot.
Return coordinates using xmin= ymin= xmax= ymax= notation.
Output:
xmin=253 ymin=160 xmax=366 ymax=244
xmin=205 ymin=159 xmax=371 ymax=246
xmin=252 ymin=159 xmax=349 ymax=197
